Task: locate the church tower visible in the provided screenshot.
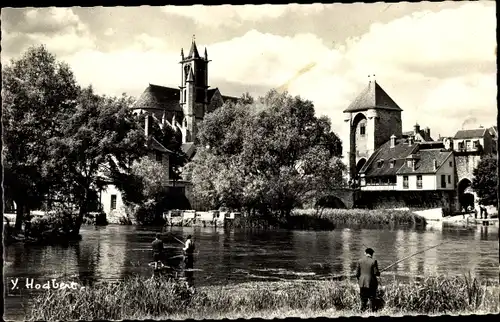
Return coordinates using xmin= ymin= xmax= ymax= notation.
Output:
xmin=343 ymin=76 xmax=403 ymax=182
xmin=179 ymin=35 xmax=210 ymax=143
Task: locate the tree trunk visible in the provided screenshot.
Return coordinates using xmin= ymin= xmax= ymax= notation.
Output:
xmin=14 ymin=199 xmax=24 ymax=231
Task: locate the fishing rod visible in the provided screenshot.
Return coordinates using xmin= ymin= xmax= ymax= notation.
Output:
xmin=329 ymin=241 xmax=449 ymax=281
xmin=379 ymin=241 xmax=447 ymax=273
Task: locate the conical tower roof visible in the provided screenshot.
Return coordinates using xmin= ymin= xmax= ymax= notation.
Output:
xmin=187 ymin=37 xmax=200 ymax=59
xmin=343 ymin=80 xmax=403 ymax=113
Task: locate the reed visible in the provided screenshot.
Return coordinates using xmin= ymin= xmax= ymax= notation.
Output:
xmin=291 ymin=208 xmax=427 ymax=229
xmin=27 ymin=274 xmax=498 ymax=320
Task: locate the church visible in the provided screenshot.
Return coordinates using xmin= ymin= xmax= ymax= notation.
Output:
xmin=131 ymin=36 xmax=239 ymax=158
xmin=100 ymin=37 xmax=239 ymax=220
xmin=342 ymin=77 xmax=497 ymax=213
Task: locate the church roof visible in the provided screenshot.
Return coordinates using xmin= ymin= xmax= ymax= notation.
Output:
xmin=133 ymin=84 xmax=182 ymax=112
xmin=207 ymin=88 xmax=239 ymax=104
xmin=343 ymin=80 xmax=403 ymax=113
xmin=454 ymin=128 xmax=488 ymax=139
xmin=147 ymin=136 xmax=173 ymax=154
xmin=359 ymin=138 xmax=418 ymax=177
xmin=396 ymin=149 xmax=452 ymax=175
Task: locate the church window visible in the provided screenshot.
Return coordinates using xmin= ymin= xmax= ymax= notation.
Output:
xmin=360 ymin=124 xmax=366 ymax=136
xmin=183 ymin=89 xmax=186 ymax=102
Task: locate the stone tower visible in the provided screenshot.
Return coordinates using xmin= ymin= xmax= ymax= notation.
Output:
xmin=179 ymin=35 xmax=210 ymax=143
xmin=343 ymin=76 xmax=403 ymax=182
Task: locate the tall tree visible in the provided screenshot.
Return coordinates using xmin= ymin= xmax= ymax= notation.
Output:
xmin=186 ymin=90 xmax=346 ymax=216
xmin=472 ymin=154 xmax=498 ymax=206
xmin=2 ymin=45 xmax=80 ymax=229
xmin=47 ymin=87 xmax=147 ymax=228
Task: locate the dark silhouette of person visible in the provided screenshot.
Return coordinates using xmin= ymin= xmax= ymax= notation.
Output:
xmin=356 ymin=248 xmax=381 ymax=312
xmin=151 ymin=233 xmax=164 ymax=269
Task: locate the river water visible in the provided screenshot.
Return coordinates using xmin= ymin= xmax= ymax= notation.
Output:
xmin=3 ymin=224 xmax=499 ymax=319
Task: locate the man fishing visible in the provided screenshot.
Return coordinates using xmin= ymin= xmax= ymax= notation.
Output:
xmin=152 ymin=233 xmax=165 ymax=269
xmin=356 ymin=248 xmax=380 ymax=312
xmin=183 ymin=235 xmax=195 ymax=291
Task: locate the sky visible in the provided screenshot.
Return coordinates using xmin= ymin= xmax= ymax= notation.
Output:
xmin=1 ymin=2 xmax=497 ymax=142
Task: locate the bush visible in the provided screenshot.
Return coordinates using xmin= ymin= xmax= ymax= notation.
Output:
xmin=27 ymin=210 xmax=82 ymax=244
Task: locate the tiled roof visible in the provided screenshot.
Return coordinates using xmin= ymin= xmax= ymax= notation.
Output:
xmin=133 ymin=84 xmax=182 ymax=112
xmin=402 ymin=129 xmax=433 ymax=142
xmin=222 ymin=95 xmax=239 ymax=104
xmin=343 ymin=80 xmax=403 ymax=113
xmin=181 ymin=142 xmax=196 ymax=159
xmin=396 ymin=149 xmax=452 ymax=175
xmin=453 ymin=128 xmax=487 ymax=139
xmin=359 ymin=138 xmax=418 ymax=177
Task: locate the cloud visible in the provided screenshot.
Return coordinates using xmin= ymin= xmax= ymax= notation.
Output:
xmin=161 ymin=4 xmax=326 ymax=28
xmin=1 ymin=8 xmax=95 ymax=58
xmin=345 ymin=2 xmax=496 ymax=79
xmin=3 ymin=3 xmax=494 ymax=141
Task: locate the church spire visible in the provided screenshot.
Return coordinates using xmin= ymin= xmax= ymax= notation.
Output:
xmin=181 ymin=48 xmax=184 ymax=60
xmin=188 ymin=34 xmax=200 ymax=59
xmin=204 ymin=47 xmax=208 ymax=60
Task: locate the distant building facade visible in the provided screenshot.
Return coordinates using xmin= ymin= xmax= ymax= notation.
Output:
xmin=343 ymin=78 xmax=496 ymax=213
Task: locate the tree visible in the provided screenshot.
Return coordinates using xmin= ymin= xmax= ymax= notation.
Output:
xmin=186 ymin=90 xmax=346 ymax=217
xmin=2 ymin=45 xmax=80 ymax=229
xmin=47 ymin=86 xmax=147 ymax=228
xmin=472 ymin=154 xmax=498 ymax=206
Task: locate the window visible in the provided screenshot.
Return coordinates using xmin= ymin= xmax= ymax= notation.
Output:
xmin=441 ymin=175 xmax=446 ymax=188
xmin=466 ymin=140 xmax=472 ymax=150
xmin=458 ymin=142 xmax=465 ymax=150
xmin=473 ymin=140 xmax=480 ymax=148
xmin=360 ymin=124 xmax=366 ymax=136
xmin=448 ymin=175 xmax=451 ymax=184
xmin=111 ymin=195 xmax=117 ymax=210
xmin=407 ymin=160 xmax=412 ymax=167
xmin=377 ymin=160 xmax=384 ymax=168
xmin=183 ymin=89 xmax=186 ymax=102
xmin=403 ymin=176 xmax=409 ymax=189
xmin=449 ymin=161 xmax=453 ymax=167
xmin=417 ymin=175 xmax=422 ymax=189
xmin=156 ymin=151 xmax=162 ymax=162
xmin=390 ymin=160 xmax=395 ymax=168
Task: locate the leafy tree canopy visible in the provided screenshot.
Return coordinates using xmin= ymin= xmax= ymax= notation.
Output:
xmin=472 ymin=154 xmax=498 ymax=207
xmin=185 ymin=90 xmax=345 ymax=215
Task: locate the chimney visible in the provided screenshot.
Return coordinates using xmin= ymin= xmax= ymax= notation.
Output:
xmin=414 ymin=123 xmax=420 ymax=135
xmin=390 ymin=134 xmax=396 ymax=148
xmin=408 ymin=135 xmax=414 ymax=146
xmin=161 ymin=112 xmax=166 ymax=129
xmin=433 ymin=159 xmax=438 ymax=171
xmin=424 ymin=127 xmax=430 ymax=139
xmin=412 ymin=159 xmax=416 ymax=171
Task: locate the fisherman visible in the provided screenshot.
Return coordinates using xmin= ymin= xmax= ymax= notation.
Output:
xmin=152 ymin=233 xmax=164 ymax=269
xmin=183 ymin=235 xmax=195 ymax=269
xmin=356 ymin=248 xmax=381 ymax=312
xmin=183 ymin=235 xmax=195 ymax=291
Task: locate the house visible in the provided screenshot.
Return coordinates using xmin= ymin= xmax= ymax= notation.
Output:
xmin=344 ymin=77 xmax=495 ymax=212
xmin=100 ymin=114 xmax=173 ymax=221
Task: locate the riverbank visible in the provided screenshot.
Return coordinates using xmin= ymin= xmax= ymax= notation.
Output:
xmin=176 ymin=208 xmax=427 ymax=231
xmin=27 ymin=274 xmax=498 ymax=320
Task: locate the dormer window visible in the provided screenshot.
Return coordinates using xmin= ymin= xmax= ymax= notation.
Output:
xmin=407 ymin=160 xmax=412 ymax=167
xmin=377 ymin=160 xmax=384 ymax=168
xmin=389 ymin=160 xmax=395 ymax=168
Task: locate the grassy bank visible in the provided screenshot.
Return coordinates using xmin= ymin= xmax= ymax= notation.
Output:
xmin=228 ymin=208 xmax=426 ymax=230
xmin=27 ymin=274 xmax=498 ymax=320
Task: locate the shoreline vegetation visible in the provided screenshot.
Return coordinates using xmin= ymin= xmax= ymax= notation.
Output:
xmin=27 ymin=274 xmax=499 ymax=320
xmin=4 ymin=208 xmax=427 ymax=246
xmin=168 ymin=208 xmax=427 ymax=230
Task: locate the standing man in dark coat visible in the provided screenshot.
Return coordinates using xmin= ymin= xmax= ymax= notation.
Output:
xmin=356 ymin=248 xmax=381 ymax=312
